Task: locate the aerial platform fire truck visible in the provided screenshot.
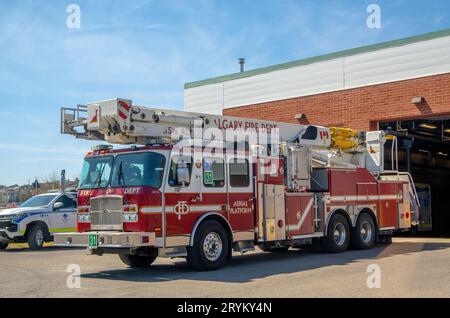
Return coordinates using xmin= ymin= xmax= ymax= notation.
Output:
xmin=55 ymin=98 xmax=419 ymax=270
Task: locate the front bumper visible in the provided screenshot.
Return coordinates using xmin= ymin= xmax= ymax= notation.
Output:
xmin=54 ymin=231 xmax=155 ymax=248
xmin=0 ymin=227 xmax=19 ymax=243
xmin=0 ymin=233 xmax=12 ymax=244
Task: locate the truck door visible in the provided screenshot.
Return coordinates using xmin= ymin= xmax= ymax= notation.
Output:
xmin=164 ymin=154 xmax=200 ymax=247
xmin=226 ymin=155 xmax=254 ymax=240
xmin=200 ymin=155 xmax=227 ymax=218
xmin=48 ymin=194 xmax=77 ymax=234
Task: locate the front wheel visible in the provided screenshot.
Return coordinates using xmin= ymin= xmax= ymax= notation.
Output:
xmin=187 ymin=220 xmax=229 ymax=271
xmin=119 ymin=249 xmax=158 ymax=268
xmin=0 ymin=242 xmax=8 ymax=250
xmin=321 ymin=213 xmax=350 ymax=253
xmin=27 ymin=224 xmax=46 ymax=250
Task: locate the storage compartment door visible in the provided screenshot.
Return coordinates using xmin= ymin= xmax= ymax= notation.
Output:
xmin=285 ymin=193 xmax=315 ymax=237
xmin=258 ymin=184 xmax=286 ymax=241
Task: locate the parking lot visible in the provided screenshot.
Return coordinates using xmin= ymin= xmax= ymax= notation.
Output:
xmin=0 ymin=237 xmax=449 ymax=298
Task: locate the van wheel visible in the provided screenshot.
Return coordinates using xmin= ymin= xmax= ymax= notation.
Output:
xmin=27 ymin=224 xmax=46 ymax=250
xmin=321 ymin=213 xmax=350 ymax=253
xmin=187 ymin=220 xmax=229 ymax=271
xmin=351 ymin=213 xmax=376 ymax=250
xmin=119 ymin=250 xmax=158 ymax=268
xmin=0 ymin=242 xmax=8 ymax=250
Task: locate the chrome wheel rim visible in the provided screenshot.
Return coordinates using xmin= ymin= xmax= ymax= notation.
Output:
xmin=36 ymin=229 xmax=44 ymax=246
xmin=360 ymin=221 xmax=372 ymax=243
xmin=333 ymin=223 xmax=346 ymax=246
xmin=203 ymin=232 xmax=223 ymax=262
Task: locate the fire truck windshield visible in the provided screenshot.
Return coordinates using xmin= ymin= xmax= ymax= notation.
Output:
xmin=78 ymin=152 xmax=166 ymax=190
xmin=78 ymin=156 xmax=113 ymax=189
xmin=110 ymin=152 xmax=166 ymax=189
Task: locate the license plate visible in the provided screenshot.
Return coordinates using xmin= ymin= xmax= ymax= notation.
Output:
xmin=88 ymin=234 xmax=98 ymax=248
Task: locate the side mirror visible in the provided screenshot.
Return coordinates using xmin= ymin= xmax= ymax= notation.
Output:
xmin=176 ymin=167 xmax=190 ymax=186
xmin=53 ymin=202 xmax=64 ymax=211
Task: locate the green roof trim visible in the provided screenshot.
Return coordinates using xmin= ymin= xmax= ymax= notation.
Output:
xmin=185 ymin=28 xmax=450 ymax=89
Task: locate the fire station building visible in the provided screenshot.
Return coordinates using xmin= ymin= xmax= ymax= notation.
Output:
xmin=184 ymin=28 xmax=450 ymax=234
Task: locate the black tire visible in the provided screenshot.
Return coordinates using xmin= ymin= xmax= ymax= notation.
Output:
xmin=187 ymin=220 xmax=229 ymax=271
xmin=259 ymin=245 xmax=289 ymax=252
xmin=321 ymin=213 xmax=350 ymax=253
xmin=119 ymin=250 xmax=158 ymax=268
xmin=311 ymin=238 xmax=323 ymax=252
xmin=0 ymin=242 xmax=8 ymax=250
xmin=351 ymin=213 xmax=376 ymax=250
xmin=27 ymin=224 xmax=46 ymax=250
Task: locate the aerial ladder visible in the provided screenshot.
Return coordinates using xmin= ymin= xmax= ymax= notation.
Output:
xmin=61 ymin=98 xmax=387 ymax=175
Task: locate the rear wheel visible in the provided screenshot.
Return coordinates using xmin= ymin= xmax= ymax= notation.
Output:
xmin=0 ymin=242 xmax=8 ymax=250
xmin=119 ymin=249 xmax=158 ymax=268
xmin=187 ymin=220 xmax=229 ymax=271
xmin=321 ymin=213 xmax=350 ymax=253
xmin=351 ymin=213 xmax=376 ymax=250
xmin=27 ymin=224 xmax=46 ymax=250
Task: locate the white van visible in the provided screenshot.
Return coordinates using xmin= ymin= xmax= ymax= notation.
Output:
xmin=0 ymin=192 xmax=77 ymax=250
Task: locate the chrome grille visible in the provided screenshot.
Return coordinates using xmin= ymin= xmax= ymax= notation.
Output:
xmin=90 ymin=196 xmax=123 ymax=230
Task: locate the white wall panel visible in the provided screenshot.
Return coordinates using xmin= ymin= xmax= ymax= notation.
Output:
xmin=184 ymin=35 xmax=450 ymax=114
xmin=223 ymin=59 xmax=344 ymax=108
xmin=345 ymin=36 xmax=450 ymax=87
xmin=184 ymin=83 xmax=223 ymax=114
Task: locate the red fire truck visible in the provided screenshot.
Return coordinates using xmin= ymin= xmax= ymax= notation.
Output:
xmin=55 ymin=98 xmax=419 ymax=270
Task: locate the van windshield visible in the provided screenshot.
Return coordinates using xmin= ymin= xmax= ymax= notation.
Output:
xmin=21 ymin=194 xmax=58 ymax=208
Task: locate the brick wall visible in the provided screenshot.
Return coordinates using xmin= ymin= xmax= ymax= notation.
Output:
xmin=223 ymin=73 xmax=450 ymax=131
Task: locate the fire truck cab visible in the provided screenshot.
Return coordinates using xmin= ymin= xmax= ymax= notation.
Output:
xmin=55 ymin=98 xmax=419 ymax=270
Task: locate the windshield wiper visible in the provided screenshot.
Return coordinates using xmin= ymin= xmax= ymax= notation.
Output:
xmin=95 ymin=163 xmax=107 ymax=187
xmin=118 ymin=161 xmax=126 ymax=187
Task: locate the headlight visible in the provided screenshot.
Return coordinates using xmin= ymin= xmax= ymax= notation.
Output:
xmin=122 ymin=213 xmax=138 ymax=222
xmin=78 ymin=213 xmax=90 ymax=223
xmin=77 ymin=206 xmax=90 ymax=213
xmin=11 ymin=214 xmax=25 ymax=223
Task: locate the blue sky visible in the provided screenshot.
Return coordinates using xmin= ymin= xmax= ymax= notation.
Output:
xmin=0 ymin=0 xmax=449 ymax=185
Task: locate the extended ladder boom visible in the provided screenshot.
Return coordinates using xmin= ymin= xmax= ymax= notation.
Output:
xmin=60 ymin=98 xmax=386 ymax=174
xmin=61 ymin=98 xmax=332 ymax=148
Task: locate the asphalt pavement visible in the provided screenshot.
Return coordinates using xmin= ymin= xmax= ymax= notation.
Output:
xmin=0 ymin=237 xmax=449 ymax=297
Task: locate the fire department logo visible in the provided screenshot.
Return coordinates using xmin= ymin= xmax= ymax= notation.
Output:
xmin=174 ymin=201 xmax=190 ymax=220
